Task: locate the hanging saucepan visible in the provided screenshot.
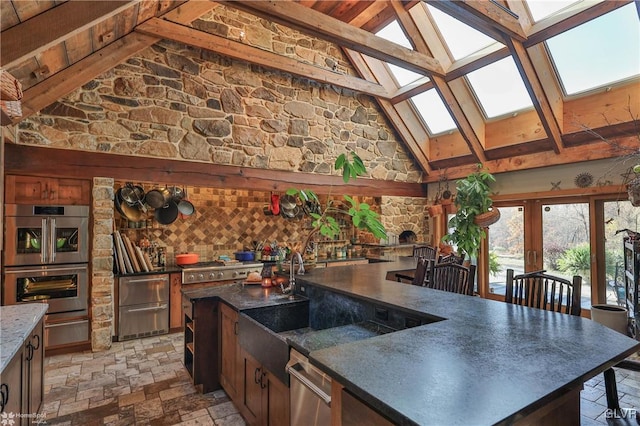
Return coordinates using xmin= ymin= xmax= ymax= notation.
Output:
xmin=171 ymin=185 xmax=185 ymax=202
xmin=154 ymin=200 xmax=179 ymax=225
xmin=146 ymin=186 xmax=172 ymax=209
xmin=115 ymin=188 xmax=146 ymax=221
xmin=177 ymin=186 xmax=195 ymax=218
xmin=120 ymin=183 xmax=147 ymax=212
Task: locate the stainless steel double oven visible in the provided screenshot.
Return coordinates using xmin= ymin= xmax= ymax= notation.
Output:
xmin=3 ymin=204 xmax=90 ymax=349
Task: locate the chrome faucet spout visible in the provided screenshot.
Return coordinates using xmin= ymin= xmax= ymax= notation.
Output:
xmin=281 ymin=252 xmax=304 ymax=294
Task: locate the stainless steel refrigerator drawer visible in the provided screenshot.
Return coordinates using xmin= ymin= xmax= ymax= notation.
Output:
xmin=118 ymin=302 xmax=169 ymax=341
xmin=45 ymin=318 xmax=89 ymax=347
xmin=118 ymin=274 xmax=169 ymax=306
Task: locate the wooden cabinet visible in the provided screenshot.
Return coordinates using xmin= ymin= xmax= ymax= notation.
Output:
xmin=182 ymin=296 xmax=220 ymax=393
xmin=0 ymin=319 xmax=44 ymax=425
xmin=341 ymin=388 xmax=393 ymax=426
xmin=220 ymin=303 xmax=241 ymax=402
xmin=239 ymin=348 xmax=290 ymax=426
xmin=5 ymin=175 xmax=90 ymax=205
xmin=169 ymin=273 xmax=183 ymax=331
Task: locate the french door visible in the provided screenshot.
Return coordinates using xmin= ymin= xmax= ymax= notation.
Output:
xmin=487 ymin=199 xmax=592 ymax=312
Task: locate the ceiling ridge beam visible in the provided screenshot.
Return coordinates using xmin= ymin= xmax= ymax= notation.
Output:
xmin=217 ymin=0 xmax=445 ymax=77
xmin=135 ymin=18 xmax=391 ymax=99
xmin=1 ymin=0 xmax=140 ymax=70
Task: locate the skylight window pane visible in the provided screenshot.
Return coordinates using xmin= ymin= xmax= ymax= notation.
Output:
xmin=546 ymin=3 xmax=640 ymax=95
xmin=376 ymin=21 xmax=425 ymax=86
xmin=466 ymin=57 xmax=533 ymax=118
xmin=426 ymin=4 xmax=502 ymax=60
xmin=411 ymin=89 xmax=457 ymax=135
xmin=525 ymin=0 xmax=579 ymax=22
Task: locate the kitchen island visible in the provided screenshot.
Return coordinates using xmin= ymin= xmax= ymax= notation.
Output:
xmin=182 ymin=257 xmax=640 ymax=425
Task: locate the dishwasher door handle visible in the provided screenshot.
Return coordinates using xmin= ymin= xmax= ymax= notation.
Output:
xmin=286 ymin=362 xmax=332 ymax=406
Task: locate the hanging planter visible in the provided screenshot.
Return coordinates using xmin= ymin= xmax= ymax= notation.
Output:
xmin=628 ymin=176 xmax=640 ymax=207
xmin=428 ymin=203 xmax=443 ymax=217
xmin=473 ymin=207 xmax=501 ymax=228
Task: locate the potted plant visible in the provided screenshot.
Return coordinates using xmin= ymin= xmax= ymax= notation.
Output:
xmin=628 ymin=164 xmax=640 ymax=207
xmin=442 ymin=164 xmax=499 ymax=261
xmin=287 ymin=152 xmax=387 ymax=262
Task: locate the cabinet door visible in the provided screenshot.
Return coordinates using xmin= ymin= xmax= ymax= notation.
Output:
xmin=264 ymin=371 xmax=290 ymax=426
xmin=27 ymin=321 xmax=44 ymax=420
xmin=0 ymin=351 xmax=22 ymax=416
xmin=169 ymin=273 xmax=183 ymax=330
xmin=242 ymin=350 xmax=262 ymax=425
xmin=5 ymin=175 xmax=51 ymax=204
xmin=55 ymin=179 xmax=90 ymax=205
xmin=220 ymin=303 xmax=240 ymax=401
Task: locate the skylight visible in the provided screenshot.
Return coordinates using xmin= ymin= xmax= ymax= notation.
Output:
xmin=525 ymin=0 xmax=580 ymax=22
xmin=545 ymin=3 xmax=640 ymax=96
xmin=426 ymin=4 xmax=502 ymax=60
xmin=411 ymin=89 xmax=457 ymax=135
xmin=466 ymin=57 xmax=533 ymax=119
xmin=376 ymin=20 xmax=425 ymax=87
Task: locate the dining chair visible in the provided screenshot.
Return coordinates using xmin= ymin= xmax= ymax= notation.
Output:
xmin=504 ymin=269 xmax=638 ymax=413
xmin=413 ymin=245 xmax=437 ymax=261
xmin=427 ymin=263 xmax=476 ymax=296
xmin=437 ymin=253 xmax=465 ymax=265
xmin=504 ymin=269 xmax=581 ymax=316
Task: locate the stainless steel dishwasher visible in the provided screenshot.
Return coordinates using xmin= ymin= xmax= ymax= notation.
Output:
xmin=286 ymin=348 xmax=332 ymax=426
xmin=116 ymin=274 xmax=169 ymax=341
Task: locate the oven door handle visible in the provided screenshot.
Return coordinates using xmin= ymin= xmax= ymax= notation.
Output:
xmin=41 ymin=218 xmax=48 ymax=263
xmin=286 ymin=362 xmax=332 ymax=406
xmin=49 ymin=218 xmax=57 ymax=263
xmin=4 ymin=266 xmax=85 ymax=275
xmin=125 ymin=304 xmax=168 ymax=313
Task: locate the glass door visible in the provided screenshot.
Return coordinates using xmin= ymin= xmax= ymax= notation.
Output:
xmin=487 ymin=200 xmax=591 ymax=312
xmin=541 ymin=202 xmax=591 ymax=311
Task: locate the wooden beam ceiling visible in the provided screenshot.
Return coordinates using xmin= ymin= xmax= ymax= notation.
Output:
xmin=217 ymin=0 xmax=446 ymax=77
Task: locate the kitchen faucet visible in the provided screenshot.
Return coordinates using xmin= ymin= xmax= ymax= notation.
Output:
xmin=281 ymin=251 xmax=304 ymax=294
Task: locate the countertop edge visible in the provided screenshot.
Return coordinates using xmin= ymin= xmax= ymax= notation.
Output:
xmin=0 ymin=304 xmax=48 ymax=373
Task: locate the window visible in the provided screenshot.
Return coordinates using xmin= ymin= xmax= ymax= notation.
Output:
xmin=466 ymin=57 xmax=533 ymax=118
xmin=546 ymin=3 xmax=640 ymax=95
xmin=525 ymin=0 xmax=580 ymax=22
xmin=411 ymin=89 xmax=457 ymax=135
xmin=376 ymin=20 xmax=425 ymax=87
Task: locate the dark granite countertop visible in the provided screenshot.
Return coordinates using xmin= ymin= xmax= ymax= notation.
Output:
xmin=295 ymin=259 xmax=640 ymax=425
xmin=182 ymin=258 xmax=640 ymax=425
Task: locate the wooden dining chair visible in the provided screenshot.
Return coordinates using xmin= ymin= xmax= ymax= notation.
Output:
xmin=427 ymin=263 xmax=476 ymax=296
xmin=504 ymin=269 xmax=581 ymax=316
xmin=413 ymin=245 xmax=437 ymax=261
xmin=437 ymin=253 xmax=465 ymax=265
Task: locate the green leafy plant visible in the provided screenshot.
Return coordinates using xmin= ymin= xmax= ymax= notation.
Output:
xmin=442 ymin=164 xmax=497 ymax=260
xmin=287 ymin=152 xmax=386 ymax=252
xmin=557 ymin=243 xmax=591 ymax=276
xmin=488 ymin=251 xmax=502 ymax=276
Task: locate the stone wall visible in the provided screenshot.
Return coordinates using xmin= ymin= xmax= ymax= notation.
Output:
xmin=91 ymin=177 xmax=115 ymax=351
xmin=381 ymin=196 xmax=432 ymax=245
xmin=16 ymin=5 xmax=423 ymax=183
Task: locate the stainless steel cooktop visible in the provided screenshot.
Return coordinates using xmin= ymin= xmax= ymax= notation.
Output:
xmin=180 ymin=261 xmax=263 ymax=284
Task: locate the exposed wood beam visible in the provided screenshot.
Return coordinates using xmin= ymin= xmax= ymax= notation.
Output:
xmin=504 ymin=37 xmax=564 ymax=154
xmin=135 ymin=18 xmax=391 ymax=99
xmin=161 ymin=0 xmax=218 ymax=23
xmin=218 ymin=0 xmax=445 ymax=77
xmin=421 ymin=134 xmax=640 ymax=182
xmin=445 ymin=44 xmax=509 ymax=81
xmin=4 ymin=143 xmax=427 ymax=198
xmin=425 ymin=0 xmax=527 ymax=42
xmin=389 ymin=1 xmax=486 ymax=163
xmin=348 ymin=0 xmax=390 ymax=28
xmin=1 ymin=1 xmax=139 ymax=70
xmin=12 ymin=32 xmax=160 ymax=125
xmin=344 ymin=49 xmax=433 ymax=175
xmin=432 ymin=76 xmax=487 ymax=163
xmin=390 ymin=78 xmax=434 ymax=104
xmin=524 ymin=0 xmax=631 ymax=47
